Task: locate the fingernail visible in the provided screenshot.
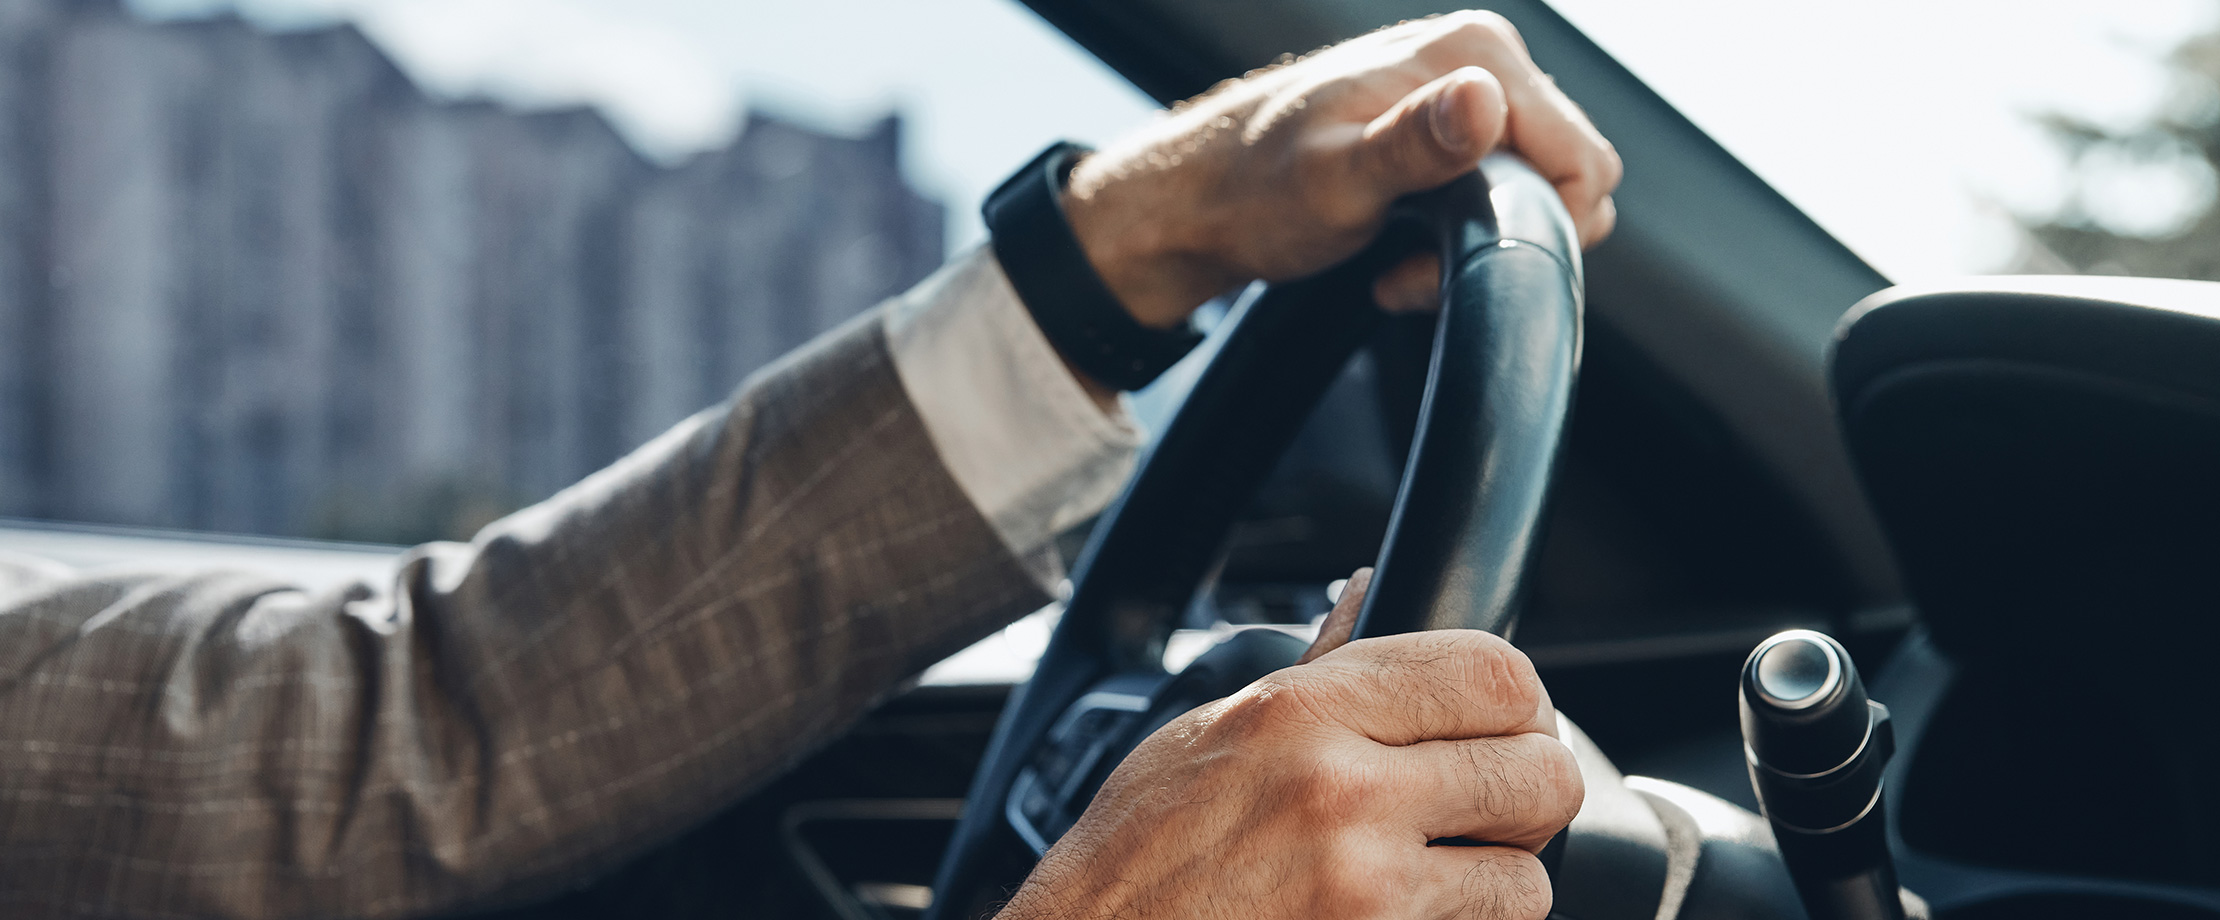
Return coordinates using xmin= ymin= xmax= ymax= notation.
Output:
xmin=1430 ymin=81 xmax=1471 ymax=154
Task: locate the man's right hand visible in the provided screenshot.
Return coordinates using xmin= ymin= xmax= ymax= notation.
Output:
xmin=996 ymin=618 xmax=1582 ymax=920
xmin=1063 ymin=10 xmax=1621 ymax=330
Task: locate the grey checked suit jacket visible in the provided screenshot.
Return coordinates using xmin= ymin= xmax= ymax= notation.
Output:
xmin=0 ymin=312 xmax=1052 ymax=918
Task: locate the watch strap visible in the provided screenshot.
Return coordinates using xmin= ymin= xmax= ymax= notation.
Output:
xmin=984 ymin=142 xmax=1203 ymax=391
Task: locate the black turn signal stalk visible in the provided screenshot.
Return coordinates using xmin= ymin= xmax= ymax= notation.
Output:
xmin=1740 ymin=630 xmax=1914 ymax=920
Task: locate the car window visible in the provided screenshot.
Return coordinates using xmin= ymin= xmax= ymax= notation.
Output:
xmin=1 ymin=0 xmax=1158 ymax=544
xmin=1549 ymin=0 xmax=2220 ymax=284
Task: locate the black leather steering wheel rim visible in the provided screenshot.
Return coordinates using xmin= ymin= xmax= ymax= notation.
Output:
xmin=923 ymin=154 xmax=1585 ymax=920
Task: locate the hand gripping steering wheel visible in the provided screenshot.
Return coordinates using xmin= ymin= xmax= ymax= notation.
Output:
xmin=923 ymin=154 xmax=1585 ymax=920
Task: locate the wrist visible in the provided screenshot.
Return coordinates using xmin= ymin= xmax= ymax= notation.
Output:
xmin=985 ymin=142 xmax=1207 ymax=392
xmin=1061 ymin=151 xmax=1239 ymax=330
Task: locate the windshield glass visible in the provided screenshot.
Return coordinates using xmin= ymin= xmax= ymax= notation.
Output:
xmin=7 ymin=0 xmax=1156 ymax=543
xmin=30 ymin=0 xmax=2218 ymax=544
xmin=131 ymin=0 xmax=1161 ymax=255
xmin=1549 ymin=0 xmax=2220 ymax=283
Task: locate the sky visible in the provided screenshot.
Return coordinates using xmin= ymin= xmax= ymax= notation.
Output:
xmin=129 ymin=0 xmax=2220 ymax=280
xmin=1550 ymin=0 xmax=2220 ymax=278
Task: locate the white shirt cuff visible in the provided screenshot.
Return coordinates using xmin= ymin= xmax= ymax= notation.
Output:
xmin=884 ymin=247 xmax=1146 ymax=588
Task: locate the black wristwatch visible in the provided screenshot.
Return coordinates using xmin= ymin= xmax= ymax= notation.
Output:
xmin=983 ymin=142 xmax=1204 ymax=392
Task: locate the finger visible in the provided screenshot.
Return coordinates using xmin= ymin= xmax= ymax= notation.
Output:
xmin=1407 ymin=13 xmax=1623 ymax=245
xmin=1301 ymin=568 xmax=1371 ymax=664
xmin=1383 ymin=732 xmax=1584 ymax=850
xmin=1419 ymin=845 xmax=1554 ymax=920
xmin=1539 ymin=682 xmax=1561 ymax=741
xmin=1303 ymin=629 xmax=1556 ymax=744
xmin=1371 ymin=252 xmax=1441 ymax=313
xmin=1354 ymin=65 xmax=1509 ymax=198
xmin=1503 ymin=76 xmax=1621 ymax=246
xmin=1578 ymin=194 xmax=1618 ymax=249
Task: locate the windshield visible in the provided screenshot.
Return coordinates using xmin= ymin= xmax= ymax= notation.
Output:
xmin=28 ymin=0 xmax=2217 ymax=545
xmin=1549 ymin=0 xmax=2220 ymax=283
xmin=135 ymin=0 xmax=2220 ymax=284
xmin=6 ymin=0 xmax=1156 ymax=544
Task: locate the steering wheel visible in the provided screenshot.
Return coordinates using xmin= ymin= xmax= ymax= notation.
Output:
xmin=924 ymin=154 xmax=1585 ymax=920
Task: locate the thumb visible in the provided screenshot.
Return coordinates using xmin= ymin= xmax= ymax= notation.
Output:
xmin=1358 ymin=65 xmax=1510 ymax=198
xmin=1299 ymin=567 xmax=1372 ymax=664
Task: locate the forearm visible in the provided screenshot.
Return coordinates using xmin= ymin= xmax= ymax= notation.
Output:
xmin=0 ymin=312 xmax=1048 ymax=918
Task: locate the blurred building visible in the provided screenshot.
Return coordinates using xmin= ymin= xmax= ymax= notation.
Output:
xmin=0 ymin=0 xmax=944 ymax=541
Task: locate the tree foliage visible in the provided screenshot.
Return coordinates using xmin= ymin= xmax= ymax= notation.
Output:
xmin=2020 ymin=26 xmax=2220 ymax=279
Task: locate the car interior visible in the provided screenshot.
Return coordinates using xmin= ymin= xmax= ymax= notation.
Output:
xmin=7 ymin=1 xmax=2216 ymax=918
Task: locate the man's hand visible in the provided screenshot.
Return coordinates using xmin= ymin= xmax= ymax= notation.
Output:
xmin=998 ymin=570 xmax=1582 ymax=920
xmin=1064 ymin=11 xmax=1620 ymax=328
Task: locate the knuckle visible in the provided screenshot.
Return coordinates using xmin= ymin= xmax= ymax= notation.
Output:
xmin=1292 ymin=752 xmax=1381 ymax=824
xmin=1500 ymin=654 xmax=1547 ymax=714
xmin=1461 ymin=635 xmax=1544 ymax=715
xmin=1565 ymin=143 xmax=1623 ymax=203
xmin=1226 ymin=671 xmax=1328 ymax=734
xmin=1596 ymin=143 xmax=1625 ymax=188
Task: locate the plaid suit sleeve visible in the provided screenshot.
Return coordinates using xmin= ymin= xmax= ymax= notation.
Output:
xmin=0 ymin=309 xmax=1051 ymax=918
